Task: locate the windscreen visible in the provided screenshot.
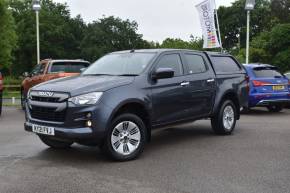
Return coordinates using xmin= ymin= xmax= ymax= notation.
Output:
xmin=253 ymin=67 xmax=282 ymax=78
xmin=83 ymin=53 xmax=156 ymax=76
xmin=50 ymin=62 xmax=89 ymax=73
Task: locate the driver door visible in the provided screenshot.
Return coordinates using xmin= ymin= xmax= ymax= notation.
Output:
xmin=150 ymin=53 xmax=189 ymax=125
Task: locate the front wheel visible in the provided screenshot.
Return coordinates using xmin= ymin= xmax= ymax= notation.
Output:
xmin=267 ymin=105 xmax=283 ymax=112
xmin=39 ymin=135 xmax=73 ymax=149
xmin=211 ymin=100 xmax=237 ymax=135
xmin=102 ymin=113 xmax=146 ymax=161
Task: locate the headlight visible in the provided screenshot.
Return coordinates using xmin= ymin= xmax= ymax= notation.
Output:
xmin=68 ymin=92 xmax=103 ymax=105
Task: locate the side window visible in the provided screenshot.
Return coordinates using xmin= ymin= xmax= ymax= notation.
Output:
xmin=211 ymin=56 xmax=241 ymax=73
xmin=155 ymin=54 xmax=183 ymax=77
xmin=31 ymin=64 xmax=46 ymax=75
xmin=184 ymin=54 xmax=207 ymax=74
xmin=39 ymin=64 xmax=46 ymax=74
xmin=30 ymin=64 xmax=41 ymax=75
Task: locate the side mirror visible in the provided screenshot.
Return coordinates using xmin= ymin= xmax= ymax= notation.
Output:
xmin=152 ymin=68 xmax=174 ymax=80
xmin=23 ymin=72 xmax=30 ymax=77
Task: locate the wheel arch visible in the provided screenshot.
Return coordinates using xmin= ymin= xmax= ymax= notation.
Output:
xmin=108 ymin=99 xmax=152 ymax=142
xmin=213 ymin=90 xmax=241 ymax=120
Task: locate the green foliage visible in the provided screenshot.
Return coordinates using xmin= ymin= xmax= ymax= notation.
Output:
xmin=218 ymin=0 xmax=271 ymax=50
xmin=80 ymin=16 xmax=151 ymax=62
xmin=250 ymin=24 xmax=290 ymax=72
xmin=9 ymin=0 xmax=87 ymax=75
xmin=160 ymin=36 xmax=203 ymax=50
xmin=0 ymin=0 xmax=17 ymax=71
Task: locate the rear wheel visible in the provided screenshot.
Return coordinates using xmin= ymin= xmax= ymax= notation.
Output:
xmin=267 ymin=105 xmax=283 ymax=112
xmin=102 ymin=113 xmax=146 ymax=161
xmin=211 ymin=100 xmax=237 ymax=135
xmin=39 ymin=135 xmax=73 ymax=149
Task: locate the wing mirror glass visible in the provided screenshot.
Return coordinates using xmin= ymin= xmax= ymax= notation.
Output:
xmin=152 ymin=68 xmax=174 ymax=80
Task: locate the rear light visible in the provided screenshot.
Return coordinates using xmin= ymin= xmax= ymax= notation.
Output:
xmin=252 ymin=80 xmax=270 ymax=87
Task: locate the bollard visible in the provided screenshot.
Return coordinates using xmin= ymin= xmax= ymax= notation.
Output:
xmin=12 ymin=97 xmax=15 ymax=104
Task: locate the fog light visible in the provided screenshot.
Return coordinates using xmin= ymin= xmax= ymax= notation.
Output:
xmin=86 ymin=120 xmax=92 ymax=127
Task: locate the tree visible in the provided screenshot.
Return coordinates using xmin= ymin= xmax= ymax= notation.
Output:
xmin=249 ymin=24 xmax=290 ymax=72
xmin=0 ymin=0 xmax=17 ymax=73
xmin=271 ymin=0 xmax=290 ymax=23
xmin=218 ymin=0 xmax=271 ymax=50
xmin=80 ymin=16 xmax=151 ymax=62
xmin=160 ymin=36 xmax=203 ymax=50
xmin=9 ymin=0 xmax=86 ymax=75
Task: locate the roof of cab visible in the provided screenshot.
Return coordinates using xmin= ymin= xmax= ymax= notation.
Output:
xmin=111 ymin=49 xmax=231 ymax=56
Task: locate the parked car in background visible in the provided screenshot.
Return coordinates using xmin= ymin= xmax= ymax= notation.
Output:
xmin=24 ymin=49 xmax=248 ymax=161
xmin=0 ymin=72 xmax=3 ymax=116
xmin=284 ymin=72 xmax=290 ymax=108
xmin=21 ymin=59 xmax=90 ymax=109
xmin=285 ymin=72 xmax=290 ymax=79
xmin=243 ymin=64 xmax=290 ymax=112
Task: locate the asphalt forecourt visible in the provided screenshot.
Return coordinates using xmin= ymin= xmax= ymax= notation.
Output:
xmin=0 ymin=107 xmax=289 ymax=193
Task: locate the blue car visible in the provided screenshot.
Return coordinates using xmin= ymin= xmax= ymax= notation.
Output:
xmin=243 ymin=64 xmax=290 ymax=112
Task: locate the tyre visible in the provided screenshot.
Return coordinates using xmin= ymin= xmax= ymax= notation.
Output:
xmin=102 ymin=113 xmax=146 ymax=161
xmin=21 ymin=89 xmax=26 ymax=110
xmin=0 ymin=91 xmax=2 ymax=116
xmin=267 ymin=105 xmax=283 ymax=112
xmin=39 ymin=135 xmax=73 ymax=149
xmin=211 ymin=100 xmax=237 ymax=135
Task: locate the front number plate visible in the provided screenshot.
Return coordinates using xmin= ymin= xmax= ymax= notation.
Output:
xmin=32 ymin=124 xmax=55 ymax=136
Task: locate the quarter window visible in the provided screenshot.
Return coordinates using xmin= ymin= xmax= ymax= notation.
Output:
xmin=155 ymin=54 xmax=183 ymax=77
xmin=184 ymin=54 xmax=207 ymax=74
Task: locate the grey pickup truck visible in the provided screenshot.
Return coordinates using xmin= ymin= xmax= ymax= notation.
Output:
xmin=24 ymin=49 xmax=248 ymax=161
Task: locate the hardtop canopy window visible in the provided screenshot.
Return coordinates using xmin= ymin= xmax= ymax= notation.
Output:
xmin=253 ymin=67 xmax=282 ymax=78
xmin=50 ymin=62 xmax=89 ymax=73
xmin=211 ymin=56 xmax=241 ymax=73
xmin=83 ymin=53 xmax=156 ymax=76
xmin=184 ymin=54 xmax=207 ymax=74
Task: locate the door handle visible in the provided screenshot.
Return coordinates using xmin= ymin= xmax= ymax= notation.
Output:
xmin=207 ymin=79 xmax=215 ymax=83
xmin=180 ymin=82 xmax=190 ymax=87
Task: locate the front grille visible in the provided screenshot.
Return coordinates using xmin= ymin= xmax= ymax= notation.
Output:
xmin=31 ymin=96 xmax=60 ymax=103
xmin=30 ymin=106 xmax=66 ymax=122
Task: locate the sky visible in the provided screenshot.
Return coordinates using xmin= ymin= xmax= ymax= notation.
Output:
xmin=53 ymin=0 xmax=235 ymax=42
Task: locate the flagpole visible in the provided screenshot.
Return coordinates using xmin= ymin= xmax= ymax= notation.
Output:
xmin=215 ymin=9 xmax=223 ymax=52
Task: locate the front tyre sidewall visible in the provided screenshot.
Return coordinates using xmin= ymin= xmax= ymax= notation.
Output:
xmin=104 ymin=113 xmax=146 ymax=161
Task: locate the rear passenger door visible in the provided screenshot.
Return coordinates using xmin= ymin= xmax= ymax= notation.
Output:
xmin=181 ymin=52 xmax=216 ymax=117
xmin=151 ymin=52 xmax=189 ymax=125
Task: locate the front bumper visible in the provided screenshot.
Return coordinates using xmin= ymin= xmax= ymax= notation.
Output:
xmin=24 ymin=98 xmax=113 ymax=142
xmin=24 ymin=122 xmax=94 ymax=140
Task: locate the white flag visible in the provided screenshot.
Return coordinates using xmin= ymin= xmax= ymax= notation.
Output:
xmin=196 ymin=0 xmax=220 ymax=48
